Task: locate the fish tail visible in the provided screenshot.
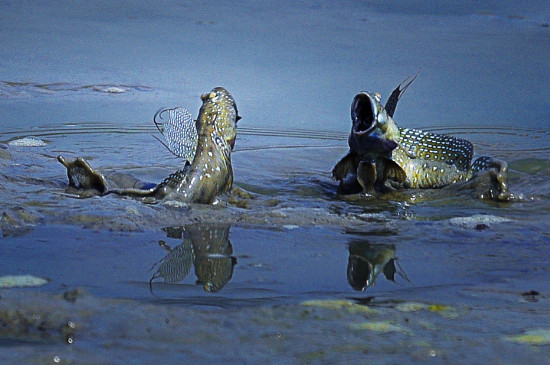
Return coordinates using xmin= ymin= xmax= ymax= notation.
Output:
xmin=472 ymin=156 xmax=513 ymax=201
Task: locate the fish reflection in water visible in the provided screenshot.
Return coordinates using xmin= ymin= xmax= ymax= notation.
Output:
xmin=347 ymin=240 xmax=409 ymax=291
xmin=150 ymin=224 xmax=237 ymax=293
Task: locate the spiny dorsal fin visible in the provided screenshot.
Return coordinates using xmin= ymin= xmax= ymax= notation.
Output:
xmin=153 ymin=107 xmax=198 ymax=164
xmin=385 ymin=72 xmax=419 ymax=118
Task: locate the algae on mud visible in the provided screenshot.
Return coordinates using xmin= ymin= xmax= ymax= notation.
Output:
xmin=0 ymin=285 xmax=548 ymax=363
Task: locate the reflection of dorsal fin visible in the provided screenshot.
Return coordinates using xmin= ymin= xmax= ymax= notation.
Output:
xmin=153 ymin=107 xmax=198 ymax=164
xmin=383 ymin=258 xmax=397 ymax=282
xmin=385 ymin=72 xmax=418 ymax=118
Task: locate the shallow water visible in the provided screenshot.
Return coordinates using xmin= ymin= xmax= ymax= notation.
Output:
xmin=1 ymin=125 xmax=549 ymax=299
xmin=1 ymin=124 xmax=550 ymax=362
xmin=1 ymin=0 xmax=550 ymax=363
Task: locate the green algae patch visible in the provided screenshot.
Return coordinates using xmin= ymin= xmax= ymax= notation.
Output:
xmin=506 ymin=329 xmax=550 ymax=345
xmin=300 ymin=300 xmax=378 ymax=315
xmin=349 ymin=321 xmax=409 ymax=334
xmin=0 ymin=274 xmax=49 ymax=288
xmin=395 ymin=302 xmax=426 ymax=312
xmin=427 ymin=304 xmax=459 ymax=319
xmin=395 ymin=301 xmax=459 ymax=319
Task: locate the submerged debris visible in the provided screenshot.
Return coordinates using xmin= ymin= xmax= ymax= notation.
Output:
xmin=448 ymin=214 xmax=512 ymax=229
xmin=7 ymin=137 xmax=47 ymax=147
xmin=349 ymin=321 xmax=410 ymax=333
xmin=300 ymin=299 xmax=378 ymax=315
xmin=506 ymin=329 xmax=550 ymax=345
xmin=0 ymin=274 xmax=49 ymax=288
xmin=395 ymin=301 xmax=460 ymax=319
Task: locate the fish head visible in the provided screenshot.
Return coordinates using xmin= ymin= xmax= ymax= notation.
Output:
xmin=349 ymin=91 xmax=401 ymax=155
xmin=199 ymin=87 xmax=240 ymax=150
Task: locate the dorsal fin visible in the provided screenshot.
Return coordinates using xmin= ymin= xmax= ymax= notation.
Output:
xmin=384 ymin=72 xmax=418 ymax=118
xmin=153 ymin=107 xmax=198 ymax=164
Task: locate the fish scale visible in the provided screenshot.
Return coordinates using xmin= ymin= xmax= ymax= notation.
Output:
xmin=471 ymin=156 xmax=493 ymax=172
xmin=152 ymin=242 xmax=195 ymax=283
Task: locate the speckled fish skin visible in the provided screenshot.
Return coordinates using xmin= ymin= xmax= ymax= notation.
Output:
xmin=333 ymin=80 xmax=510 ymax=198
xmin=152 ymin=87 xmax=238 ymax=204
xmin=394 ymin=127 xmax=476 ymax=188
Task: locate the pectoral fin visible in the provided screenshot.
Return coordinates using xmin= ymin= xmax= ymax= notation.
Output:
xmin=332 ymin=151 xmax=358 ymax=182
xmin=357 ymin=161 xmax=376 ymax=194
xmin=383 ymin=159 xmax=407 ymax=183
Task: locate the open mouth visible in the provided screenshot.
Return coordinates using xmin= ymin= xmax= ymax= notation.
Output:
xmin=351 ymin=93 xmax=376 ymax=136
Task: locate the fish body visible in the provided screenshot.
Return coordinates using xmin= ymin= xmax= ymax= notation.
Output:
xmin=332 ymin=78 xmax=510 ymax=199
xmin=58 ymin=87 xmax=239 ymax=204
xmin=151 ymin=87 xmax=238 ymax=203
xmin=392 ymin=128 xmax=475 ymax=189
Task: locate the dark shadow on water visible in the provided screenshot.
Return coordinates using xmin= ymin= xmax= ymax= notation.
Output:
xmin=149 ymin=224 xmax=237 ymax=294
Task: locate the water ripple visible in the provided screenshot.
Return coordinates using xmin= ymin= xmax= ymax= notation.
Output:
xmin=0 ymin=81 xmax=152 ymax=98
xmin=0 ymin=123 xmax=548 ymax=156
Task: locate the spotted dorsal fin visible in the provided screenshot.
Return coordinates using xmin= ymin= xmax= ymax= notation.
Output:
xmin=399 ymin=128 xmax=474 ymax=170
xmin=385 ymin=72 xmax=418 ymax=118
xmin=153 ymin=107 xmax=198 ymax=164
